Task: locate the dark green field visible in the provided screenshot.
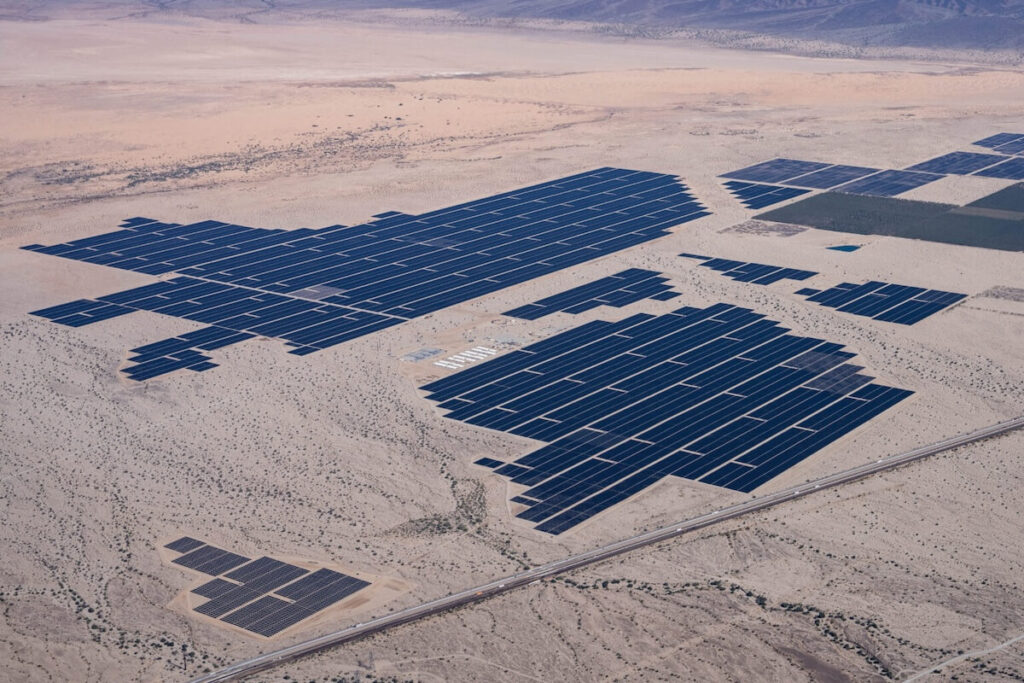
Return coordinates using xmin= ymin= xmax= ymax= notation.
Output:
xmin=756 ymin=187 xmax=1024 ymax=252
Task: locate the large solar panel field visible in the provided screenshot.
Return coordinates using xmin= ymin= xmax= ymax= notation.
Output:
xmin=165 ymin=538 xmax=370 ymax=638
xmin=423 ymin=303 xmax=912 ymax=534
xmin=24 ymin=167 xmax=709 ymax=380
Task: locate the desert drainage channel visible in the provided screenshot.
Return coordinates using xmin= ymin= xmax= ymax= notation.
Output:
xmin=191 ymin=415 xmax=1024 ymax=683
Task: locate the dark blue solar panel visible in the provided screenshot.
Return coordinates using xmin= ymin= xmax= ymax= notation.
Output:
xmin=906 ymin=152 xmax=1007 ymax=175
xmin=172 ymin=545 xmax=251 ymax=576
xmin=835 ymin=170 xmax=944 ymax=197
xmin=24 ymin=168 xmax=709 ymax=381
xmin=166 ymin=538 xmax=370 ymax=637
xmin=720 ymin=159 xmax=831 ymax=184
xmin=785 ymin=165 xmax=879 ymax=189
xmin=421 ymin=302 xmax=911 ymax=534
xmin=723 ymin=181 xmax=811 ymax=209
xmin=681 ymin=254 xmax=817 ymax=286
xmin=165 ymin=536 xmax=205 ymax=553
xmin=974 ymin=157 xmax=1024 ymax=180
xmin=973 ymin=133 xmax=1024 ymax=149
xmin=797 ymin=281 xmax=965 ymax=325
xmin=993 ymin=138 xmax=1024 ymax=155
xmin=504 ymin=269 xmax=678 ymax=320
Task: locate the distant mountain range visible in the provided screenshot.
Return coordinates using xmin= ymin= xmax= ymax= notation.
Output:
xmin=351 ymin=0 xmax=1024 ymax=50
xmin=10 ymin=0 xmax=1024 ymax=52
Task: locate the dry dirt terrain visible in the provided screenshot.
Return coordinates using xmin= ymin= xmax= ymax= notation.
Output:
xmin=0 ymin=7 xmax=1022 ymax=683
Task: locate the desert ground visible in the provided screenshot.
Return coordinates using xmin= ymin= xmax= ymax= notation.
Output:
xmin=0 ymin=6 xmax=1022 ymax=682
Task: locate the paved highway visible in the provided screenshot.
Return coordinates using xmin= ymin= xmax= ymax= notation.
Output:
xmin=190 ymin=415 xmax=1024 ymax=683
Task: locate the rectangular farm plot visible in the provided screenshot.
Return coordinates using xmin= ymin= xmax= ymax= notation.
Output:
xmin=421 ymin=303 xmax=912 ymax=535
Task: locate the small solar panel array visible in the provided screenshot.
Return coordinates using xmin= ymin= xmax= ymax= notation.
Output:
xmin=422 ymin=303 xmax=912 ymax=534
xmin=795 ymin=281 xmax=966 ymax=325
xmin=164 ymin=537 xmax=369 ymax=637
xmin=720 ymin=135 xmax=1024 ymax=208
xmin=24 ymin=167 xmax=710 ymax=381
xmin=680 ymin=254 xmax=818 ymax=286
xmin=721 ymin=159 xmax=940 ymax=198
xmin=503 ymin=268 xmax=679 ymax=320
xmin=722 ymin=181 xmax=811 ymax=209
xmin=973 ymin=133 xmax=1024 ymax=156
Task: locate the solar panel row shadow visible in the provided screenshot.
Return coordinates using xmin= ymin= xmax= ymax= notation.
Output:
xmin=164 ymin=539 xmax=371 ymax=637
xmin=681 ymin=254 xmax=817 ymax=286
xmin=503 ymin=268 xmax=679 ymax=320
xmin=421 ymin=302 xmax=912 ymax=534
xmin=722 ymin=181 xmax=810 ymax=209
xmin=798 ymin=281 xmax=966 ymax=325
xmin=24 ymin=167 xmax=710 ymax=380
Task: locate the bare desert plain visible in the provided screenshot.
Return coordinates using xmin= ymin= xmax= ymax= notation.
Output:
xmin=1 ymin=5 xmax=1023 ymax=682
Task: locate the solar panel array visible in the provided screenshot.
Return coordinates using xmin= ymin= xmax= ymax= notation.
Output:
xmin=974 ymin=133 xmax=1024 ymax=155
xmin=722 ymin=181 xmax=811 ymax=209
xmin=721 ymin=136 xmax=1024 ymax=206
xmin=795 ymin=281 xmax=966 ymax=325
xmin=906 ymin=151 xmax=1009 ymax=175
xmin=834 ymin=170 xmax=944 ymax=197
xmin=503 ymin=268 xmax=679 ymax=320
xmin=720 ymin=158 xmax=832 ymax=184
xmin=721 ymin=158 xmax=886 ymax=193
xmin=680 ymin=254 xmax=817 ymax=286
xmin=974 ymin=157 xmax=1024 ymax=180
xmin=164 ymin=538 xmax=370 ymax=637
xmin=24 ymin=167 xmax=710 ymax=380
xmin=421 ymin=303 xmax=912 ymax=534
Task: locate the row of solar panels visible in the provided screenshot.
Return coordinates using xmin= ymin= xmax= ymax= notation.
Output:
xmin=721 ymin=135 xmax=1024 ymax=208
xmin=164 ymin=537 xmax=370 ymax=638
xmin=25 ymin=167 xmax=710 ymax=381
xmin=424 ymin=302 xmax=913 ymax=534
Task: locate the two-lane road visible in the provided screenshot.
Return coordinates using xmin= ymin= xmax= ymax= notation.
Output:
xmin=191 ymin=415 xmax=1024 ymax=682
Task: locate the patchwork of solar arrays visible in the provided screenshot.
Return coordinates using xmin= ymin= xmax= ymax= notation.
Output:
xmin=721 ymin=158 xmax=941 ymax=197
xmin=795 ymin=282 xmax=966 ymax=325
xmin=422 ymin=303 xmax=912 ymax=534
xmin=721 ymin=136 xmax=1024 ymax=203
xmin=722 ymin=181 xmax=811 ymax=209
xmin=680 ymin=254 xmax=817 ymax=286
xmin=503 ymin=268 xmax=679 ymax=320
xmin=165 ymin=537 xmax=369 ymax=637
xmin=23 ymin=168 xmax=709 ymax=380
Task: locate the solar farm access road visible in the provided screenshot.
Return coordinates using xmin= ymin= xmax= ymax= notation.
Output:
xmin=190 ymin=415 xmax=1024 ymax=683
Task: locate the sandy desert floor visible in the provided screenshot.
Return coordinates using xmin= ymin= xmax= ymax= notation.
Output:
xmin=1 ymin=8 xmax=1023 ymax=683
